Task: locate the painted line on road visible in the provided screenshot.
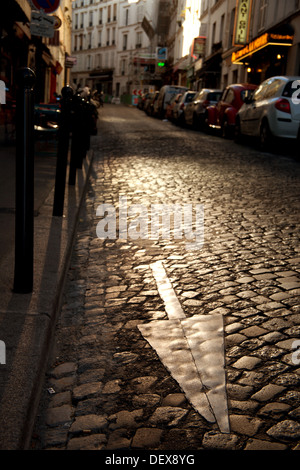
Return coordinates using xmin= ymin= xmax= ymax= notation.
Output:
xmin=138 ymin=260 xmax=230 ymax=434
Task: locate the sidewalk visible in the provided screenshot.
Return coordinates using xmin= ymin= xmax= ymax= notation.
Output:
xmin=0 ymin=137 xmax=94 ymax=450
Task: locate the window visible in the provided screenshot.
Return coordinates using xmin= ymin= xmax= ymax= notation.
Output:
xmin=220 ymin=14 xmax=225 ymax=43
xmin=86 ymin=55 xmax=91 ymax=69
xmin=225 ymin=89 xmax=235 ymax=104
xmin=123 ymin=34 xmax=128 ymax=50
xmin=212 ymin=22 xmax=216 ymax=45
xmin=253 ymin=82 xmax=268 ymax=101
xmin=125 ymin=8 xmax=129 ymax=26
xmin=264 ymin=79 xmax=284 ymax=99
xmin=258 ymin=0 xmax=268 ymax=31
xmin=136 ymin=31 xmax=142 ymax=48
xmin=121 ymin=59 xmax=126 ymax=74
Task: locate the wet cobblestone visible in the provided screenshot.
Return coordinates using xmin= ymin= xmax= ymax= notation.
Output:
xmin=31 ymin=105 xmax=300 ymax=451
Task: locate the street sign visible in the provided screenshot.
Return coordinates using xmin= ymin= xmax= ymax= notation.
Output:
xmin=31 ymin=0 xmax=60 ymax=14
xmin=30 ymin=10 xmax=55 ymax=38
xmin=156 ymin=47 xmax=168 ymax=61
xmin=52 ymin=15 xmax=62 ymax=29
xmin=65 ymin=56 xmax=77 ymax=68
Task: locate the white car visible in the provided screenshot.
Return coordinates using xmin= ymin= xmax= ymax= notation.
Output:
xmin=235 ymin=76 xmax=300 ymax=149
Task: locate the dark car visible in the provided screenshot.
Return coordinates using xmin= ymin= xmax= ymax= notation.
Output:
xmin=165 ymin=93 xmax=182 ymax=122
xmin=184 ymin=88 xmax=222 ymax=130
xmin=205 ymin=83 xmax=258 ymax=138
xmin=34 ymin=103 xmax=61 ymax=136
xmin=145 ymin=91 xmax=159 ymax=116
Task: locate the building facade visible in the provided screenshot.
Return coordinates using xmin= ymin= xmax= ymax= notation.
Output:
xmin=70 ymin=0 xmax=161 ymax=99
xmin=196 ymin=0 xmax=300 ymax=90
xmin=0 ymin=0 xmax=72 ymax=105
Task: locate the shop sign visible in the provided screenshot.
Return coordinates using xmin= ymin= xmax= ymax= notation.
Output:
xmin=191 ymin=37 xmax=206 ymax=58
xmin=65 ymin=56 xmax=77 ymax=68
xmin=232 ymin=32 xmax=294 ymax=63
xmin=233 ymin=0 xmax=253 ymax=46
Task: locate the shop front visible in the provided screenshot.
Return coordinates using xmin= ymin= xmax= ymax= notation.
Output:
xmin=231 ymin=24 xmax=295 ymax=84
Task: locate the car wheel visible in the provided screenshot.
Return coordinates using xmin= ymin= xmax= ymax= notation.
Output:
xmin=234 ymin=118 xmax=242 ymax=143
xmin=259 ymin=120 xmax=271 ymax=150
xmin=203 ymin=112 xmax=210 ymax=133
xmin=221 ymin=118 xmax=231 ymax=139
xmin=192 ymin=113 xmax=199 ymax=130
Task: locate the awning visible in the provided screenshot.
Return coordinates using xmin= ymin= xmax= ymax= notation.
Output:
xmin=232 ymin=24 xmax=294 ymax=64
xmin=1 ymin=0 xmax=31 ymax=23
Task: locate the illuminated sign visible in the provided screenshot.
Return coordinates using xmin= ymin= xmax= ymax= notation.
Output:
xmin=233 ymin=0 xmax=253 ymax=46
xmin=232 ymin=33 xmax=294 ymax=64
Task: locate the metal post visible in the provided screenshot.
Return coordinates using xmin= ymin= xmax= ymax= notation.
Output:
xmin=52 ymin=85 xmax=74 ymax=216
xmin=69 ymin=94 xmax=85 ymax=185
xmin=13 ymin=67 xmax=36 ymax=294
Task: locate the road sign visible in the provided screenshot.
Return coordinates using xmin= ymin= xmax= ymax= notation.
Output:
xmin=156 ymin=47 xmax=168 ymax=61
xmin=31 ymin=0 xmax=60 ymax=14
xmin=52 ymin=15 xmax=62 ymax=29
xmin=30 ymin=11 xmax=55 ymax=38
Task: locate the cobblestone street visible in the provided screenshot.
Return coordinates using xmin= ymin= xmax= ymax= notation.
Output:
xmin=31 ymin=104 xmax=300 ymax=453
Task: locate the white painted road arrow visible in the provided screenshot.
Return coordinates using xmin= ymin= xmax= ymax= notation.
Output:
xmin=138 ymin=261 xmax=230 ymax=434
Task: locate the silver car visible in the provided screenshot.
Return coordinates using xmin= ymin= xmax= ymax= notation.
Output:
xmin=235 ymin=75 xmax=300 ymax=149
xmin=172 ymin=91 xmax=196 ymax=126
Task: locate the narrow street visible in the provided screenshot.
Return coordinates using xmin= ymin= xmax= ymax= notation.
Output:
xmin=31 ymin=104 xmax=300 ymax=452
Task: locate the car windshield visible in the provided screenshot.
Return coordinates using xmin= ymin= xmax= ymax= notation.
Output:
xmin=185 ymin=93 xmax=196 ymax=102
xmin=207 ymin=92 xmax=221 ymax=101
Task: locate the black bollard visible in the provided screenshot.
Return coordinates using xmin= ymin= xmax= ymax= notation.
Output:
xmin=52 ymin=85 xmax=74 ymax=216
xmin=69 ymin=94 xmax=85 ymax=184
xmin=13 ymin=67 xmax=36 ymax=294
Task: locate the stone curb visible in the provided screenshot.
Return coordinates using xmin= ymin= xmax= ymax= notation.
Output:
xmin=0 ymin=150 xmax=94 ymax=450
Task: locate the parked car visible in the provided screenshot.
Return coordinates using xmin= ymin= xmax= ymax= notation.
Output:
xmin=155 ymin=85 xmax=188 ymax=118
xmin=235 ymin=75 xmax=300 ymax=149
xmin=184 ymin=88 xmax=222 ymax=129
xmin=165 ymin=93 xmax=182 ymax=121
xmin=34 ymin=103 xmax=61 ymax=136
xmin=144 ymin=91 xmax=159 ymax=116
xmin=173 ymin=90 xmax=196 ymax=126
xmin=138 ymin=92 xmax=151 ymax=110
xmin=205 ymin=83 xmax=258 ymax=138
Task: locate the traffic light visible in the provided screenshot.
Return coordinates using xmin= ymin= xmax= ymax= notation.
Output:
xmin=155 ymin=61 xmax=167 ymax=74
